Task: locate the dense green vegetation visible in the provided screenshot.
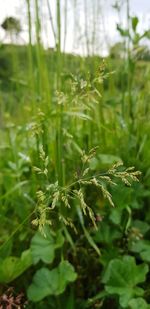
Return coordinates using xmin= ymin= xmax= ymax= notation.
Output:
xmin=0 ymin=1 xmax=150 ymax=308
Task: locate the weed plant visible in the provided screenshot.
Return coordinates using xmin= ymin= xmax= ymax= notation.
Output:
xmin=0 ymin=1 xmax=150 ymax=308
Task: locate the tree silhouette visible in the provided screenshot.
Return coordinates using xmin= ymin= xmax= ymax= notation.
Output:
xmin=1 ymin=17 xmax=22 ymax=44
xmin=1 ymin=17 xmax=21 ymax=35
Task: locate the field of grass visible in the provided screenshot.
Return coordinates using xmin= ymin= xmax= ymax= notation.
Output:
xmin=0 ymin=1 xmax=150 ymax=308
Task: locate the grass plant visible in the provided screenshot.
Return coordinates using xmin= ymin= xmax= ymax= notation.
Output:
xmin=0 ymin=0 xmax=150 ymax=308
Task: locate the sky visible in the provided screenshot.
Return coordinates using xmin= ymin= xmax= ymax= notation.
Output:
xmin=0 ymin=0 xmax=150 ymax=55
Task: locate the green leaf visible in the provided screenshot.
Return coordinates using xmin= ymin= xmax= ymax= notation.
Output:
xmin=130 ymin=240 xmax=150 ymax=262
xmin=100 ymin=247 xmax=121 ymax=267
xmin=132 ymin=220 xmax=150 ymax=235
xmin=117 ymin=24 xmax=130 ymax=37
xmin=129 ymin=298 xmax=150 ymax=309
xmin=31 ymin=227 xmax=64 ymax=264
xmin=131 ymin=17 xmax=139 ymax=32
xmin=93 ymin=222 xmax=121 ymax=244
xmin=0 ymin=249 xmax=32 ymax=283
xmin=109 ymin=208 xmax=122 ymax=225
xmin=27 ymin=260 xmax=77 ymax=302
xmin=102 ymin=256 xmax=148 ymax=308
xmin=0 ymin=239 xmax=13 ymax=259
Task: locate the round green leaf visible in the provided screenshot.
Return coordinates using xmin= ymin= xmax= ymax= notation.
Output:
xmin=31 ymin=227 xmax=64 ymax=264
xmin=0 ymin=249 xmax=32 ymax=283
xmin=102 ymin=256 xmax=148 ymax=308
xmin=27 ymin=260 xmax=77 ymax=302
xmin=129 ymin=298 xmax=150 ymax=309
